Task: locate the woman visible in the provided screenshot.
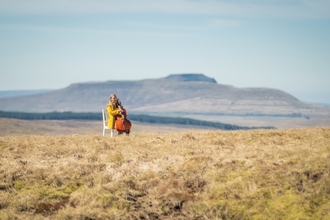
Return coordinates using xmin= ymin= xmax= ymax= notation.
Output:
xmin=107 ymin=94 xmax=129 ymax=137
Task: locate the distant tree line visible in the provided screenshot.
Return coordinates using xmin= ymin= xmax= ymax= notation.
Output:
xmin=0 ymin=111 xmax=274 ymax=130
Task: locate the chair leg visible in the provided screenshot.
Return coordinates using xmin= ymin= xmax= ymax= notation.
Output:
xmin=103 ymin=128 xmax=105 ymax=136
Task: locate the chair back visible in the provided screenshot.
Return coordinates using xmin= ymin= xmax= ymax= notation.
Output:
xmin=102 ymin=109 xmax=109 ymax=136
xmin=102 ymin=109 xmax=108 ymax=127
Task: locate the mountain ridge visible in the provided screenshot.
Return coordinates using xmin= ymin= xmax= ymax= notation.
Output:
xmin=162 ymin=73 xmax=217 ymax=83
xmin=0 ymin=74 xmax=329 ymax=118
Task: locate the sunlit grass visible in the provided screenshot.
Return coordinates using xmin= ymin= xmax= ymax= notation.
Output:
xmin=0 ymin=128 xmax=329 ymax=219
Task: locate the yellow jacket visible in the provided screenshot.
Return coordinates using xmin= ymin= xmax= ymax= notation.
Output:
xmin=107 ymin=103 xmax=120 ymax=129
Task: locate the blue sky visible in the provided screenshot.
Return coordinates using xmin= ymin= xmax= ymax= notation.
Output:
xmin=0 ymin=0 xmax=329 ymax=103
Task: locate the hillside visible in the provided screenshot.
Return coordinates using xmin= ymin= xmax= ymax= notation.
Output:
xmin=0 ymin=73 xmax=329 ymax=118
xmin=1 ymin=117 xmax=330 ymax=137
xmin=0 ymin=90 xmax=53 ymax=99
xmin=0 ymin=128 xmax=329 ymax=219
xmin=0 ymin=118 xmax=200 ymax=136
xmin=0 ymin=111 xmax=273 ymax=131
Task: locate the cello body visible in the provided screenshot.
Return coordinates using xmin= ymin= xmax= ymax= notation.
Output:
xmin=115 ymin=108 xmax=132 ymax=133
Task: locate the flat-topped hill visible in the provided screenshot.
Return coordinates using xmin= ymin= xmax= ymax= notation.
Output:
xmin=163 ymin=73 xmax=217 ymax=83
xmin=0 ymin=74 xmax=329 ymax=118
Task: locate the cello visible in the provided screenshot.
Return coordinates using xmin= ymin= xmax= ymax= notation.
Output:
xmin=115 ymin=99 xmax=132 ymax=134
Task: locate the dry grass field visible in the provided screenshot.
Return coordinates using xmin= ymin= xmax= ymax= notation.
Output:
xmin=0 ymin=118 xmax=207 ymax=136
xmin=0 ymin=126 xmax=329 ymax=219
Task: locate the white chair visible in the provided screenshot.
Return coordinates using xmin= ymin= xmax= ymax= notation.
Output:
xmin=102 ymin=109 xmax=112 ymax=136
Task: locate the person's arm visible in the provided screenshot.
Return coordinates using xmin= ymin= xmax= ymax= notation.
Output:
xmin=107 ymin=104 xmax=120 ymax=116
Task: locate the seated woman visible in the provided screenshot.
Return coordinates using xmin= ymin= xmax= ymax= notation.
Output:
xmin=107 ymin=94 xmax=131 ymax=137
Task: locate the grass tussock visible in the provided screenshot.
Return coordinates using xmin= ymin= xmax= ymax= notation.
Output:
xmin=0 ymin=128 xmax=330 ymax=219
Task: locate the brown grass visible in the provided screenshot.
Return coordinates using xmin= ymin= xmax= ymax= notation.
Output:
xmin=0 ymin=128 xmax=330 ymax=219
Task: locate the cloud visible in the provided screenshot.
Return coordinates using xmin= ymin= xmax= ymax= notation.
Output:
xmin=0 ymin=0 xmax=330 ymax=20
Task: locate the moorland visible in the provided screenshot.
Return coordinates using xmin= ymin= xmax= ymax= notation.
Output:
xmin=0 ymin=125 xmax=329 ymax=219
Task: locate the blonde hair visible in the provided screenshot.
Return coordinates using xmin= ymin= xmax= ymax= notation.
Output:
xmin=109 ymin=94 xmax=117 ymax=100
xmin=109 ymin=94 xmax=117 ymax=104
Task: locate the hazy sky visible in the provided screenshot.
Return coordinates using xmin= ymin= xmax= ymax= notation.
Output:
xmin=0 ymin=0 xmax=329 ymax=103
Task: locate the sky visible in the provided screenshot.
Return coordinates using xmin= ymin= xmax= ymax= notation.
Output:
xmin=0 ymin=0 xmax=329 ymax=104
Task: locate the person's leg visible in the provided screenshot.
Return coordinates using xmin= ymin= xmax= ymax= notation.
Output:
xmin=110 ymin=129 xmax=115 ymax=137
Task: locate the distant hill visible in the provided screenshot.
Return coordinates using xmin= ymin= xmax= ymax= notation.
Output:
xmin=163 ymin=73 xmax=217 ymax=83
xmin=0 ymin=89 xmax=53 ymax=99
xmin=0 ymin=73 xmax=329 ymax=118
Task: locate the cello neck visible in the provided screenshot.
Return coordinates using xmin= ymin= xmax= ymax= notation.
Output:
xmin=117 ymin=100 xmax=123 ymax=110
